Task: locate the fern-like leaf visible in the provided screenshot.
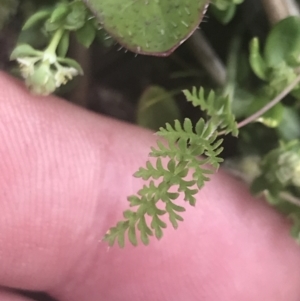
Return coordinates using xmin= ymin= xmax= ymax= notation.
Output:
xmin=104 ymin=87 xmax=238 ymax=247
xmin=183 ymin=87 xmax=238 ymax=136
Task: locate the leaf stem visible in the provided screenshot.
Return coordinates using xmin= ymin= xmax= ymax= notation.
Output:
xmin=236 ymin=73 xmax=300 ymax=130
xmin=187 ymin=31 xmax=227 ymax=87
xmin=261 ymin=0 xmax=300 ymax=24
xmin=45 ymin=28 xmax=64 ymax=57
xmin=280 ymin=191 xmax=300 ymax=207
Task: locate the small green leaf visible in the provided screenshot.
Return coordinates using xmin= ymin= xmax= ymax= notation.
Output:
xmin=183 ymin=87 xmax=238 ymax=136
xmin=140 ymin=231 xmax=150 ymax=245
xmin=212 ymin=0 xmax=244 ymax=11
xmin=44 ymin=18 xmax=61 ymax=32
xmin=154 ymin=227 xmax=163 ymax=239
xmin=64 ymin=1 xmax=87 ymax=31
xmin=210 ymin=3 xmax=237 ymax=24
xmin=57 ymin=57 xmax=83 ymax=74
xmin=277 ymin=107 xmax=300 ymax=141
xmin=136 ymin=86 xmax=181 ymax=131
xmin=10 ymin=44 xmax=42 ymax=60
xmin=167 ymin=201 xmax=185 ymax=212
xmin=22 ymin=9 xmax=51 ymax=31
xmin=117 ymin=230 xmax=126 ymax=248
xmin=264 ymin=16 xmax=300 ymax=67
xmin=128 ymin=195 xmax=142 ymax=206
xmin=128 ymin=226 xmax=138 ymax=246
xmin=249 ymin=38 xmax=268 ymax=80
xmin=123 ymin=210 xmax=135 ymax=219
xmin=247 ymin=96 xmax=284 ymax=128
xmin=113 ymin=221 xmax=129 ymax=248
xmin=57 ymin=31 xmax=70 ymax=58
xmin=168 ymin=210 xmax=184 ymax=228
xmin=75 ymin=19 xmax=96 ymax=48
xmin=50 ymin=3 xmax=70 ymax=23
xmin=167 ymin=159 xmax=176 ymax=173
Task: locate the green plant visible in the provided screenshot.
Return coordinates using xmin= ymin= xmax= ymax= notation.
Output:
xmin=105 ymin=89 xmax=238 ymax=247
xmin=2 ymin=0 xmax=300 ymax=247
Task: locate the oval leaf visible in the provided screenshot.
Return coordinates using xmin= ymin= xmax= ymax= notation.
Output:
xmin=83 ymin=0 xmax=209 ymax=56
xmin=264 ymin=16 xmax=300 ymax=67
xmin=136 ymin=86 xmax=181 ymax=131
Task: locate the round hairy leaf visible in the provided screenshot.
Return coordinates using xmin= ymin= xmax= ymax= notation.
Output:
xmin=83 ymin=0 xmax=209 ymax=56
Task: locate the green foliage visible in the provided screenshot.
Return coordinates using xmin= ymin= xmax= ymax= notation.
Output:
xmin=75 ymin=18 xmax=96 ymax=48
xmin=136 ymin=86 xmax=181 ymax=131
xmin=10 ymin=29 xmax=83 ymax=95
xmin=247 ymin=94 xmax=284 ymax=128
xmin=21 ymin=1 xmax=98 ymax=48
xmin=82 ymin=0 xmax=209 ymax=55
xmin=230 ymin=15 xmax=300 ymax=243
xmin=212 ymin=0 xmax=244 ymax=11
xmin=244 ymin=16 xmax=300 ymax=134
xmin=249 ymin=17 xmax=300 ymax=96
xmin=210 ymin=0 xmax=244 ymax=24
xmin=9 ymin=1 xmax=99 ymax=95
xmin=5 ymin=0 xmax=300 ymax=249
xmin=252 ymin=140 xmax=300 ymax=197
xmin=104 ymin=88 xmax=238 ymax=247
xmin=250 ymin=140 xmax=300 ymax=241
xmin=183 ymin=87 xmax=238 ymax=136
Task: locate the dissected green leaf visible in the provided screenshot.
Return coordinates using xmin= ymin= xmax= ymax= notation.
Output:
xmin=103 ymin=87 xmax=238 ymax=247
xmin=183 ymin=87 xmax=239 ymax=136
xmin=83 ymin=0 xmax=209 ymax=56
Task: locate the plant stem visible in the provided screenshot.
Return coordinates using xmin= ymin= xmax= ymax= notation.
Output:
xmin=280 ymin=191 xmax=300 ymax=207
xmin=45 ymin=28 xmax=64 ymax=56
xmin=262 ymin=0 xmax=300 ymax=24
xmin=237 ymin=74 xmax=300 ymax=129
xmin=187 ymin=30 xmax=227 ymax=87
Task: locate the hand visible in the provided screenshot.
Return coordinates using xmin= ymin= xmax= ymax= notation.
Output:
xmin=0 ymin=72 xmax=300 ymax=301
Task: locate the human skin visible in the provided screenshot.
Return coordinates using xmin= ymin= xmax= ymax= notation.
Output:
xmin=0 ymin=72 xmax=300 ymax=301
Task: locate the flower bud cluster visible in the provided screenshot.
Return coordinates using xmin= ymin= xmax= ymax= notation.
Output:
xmin=11 ymin=43 xmax=83 ymax=96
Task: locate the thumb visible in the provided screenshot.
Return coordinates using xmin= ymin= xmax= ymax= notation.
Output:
xmin=0 ymin=72 xmax=151 ymax=290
